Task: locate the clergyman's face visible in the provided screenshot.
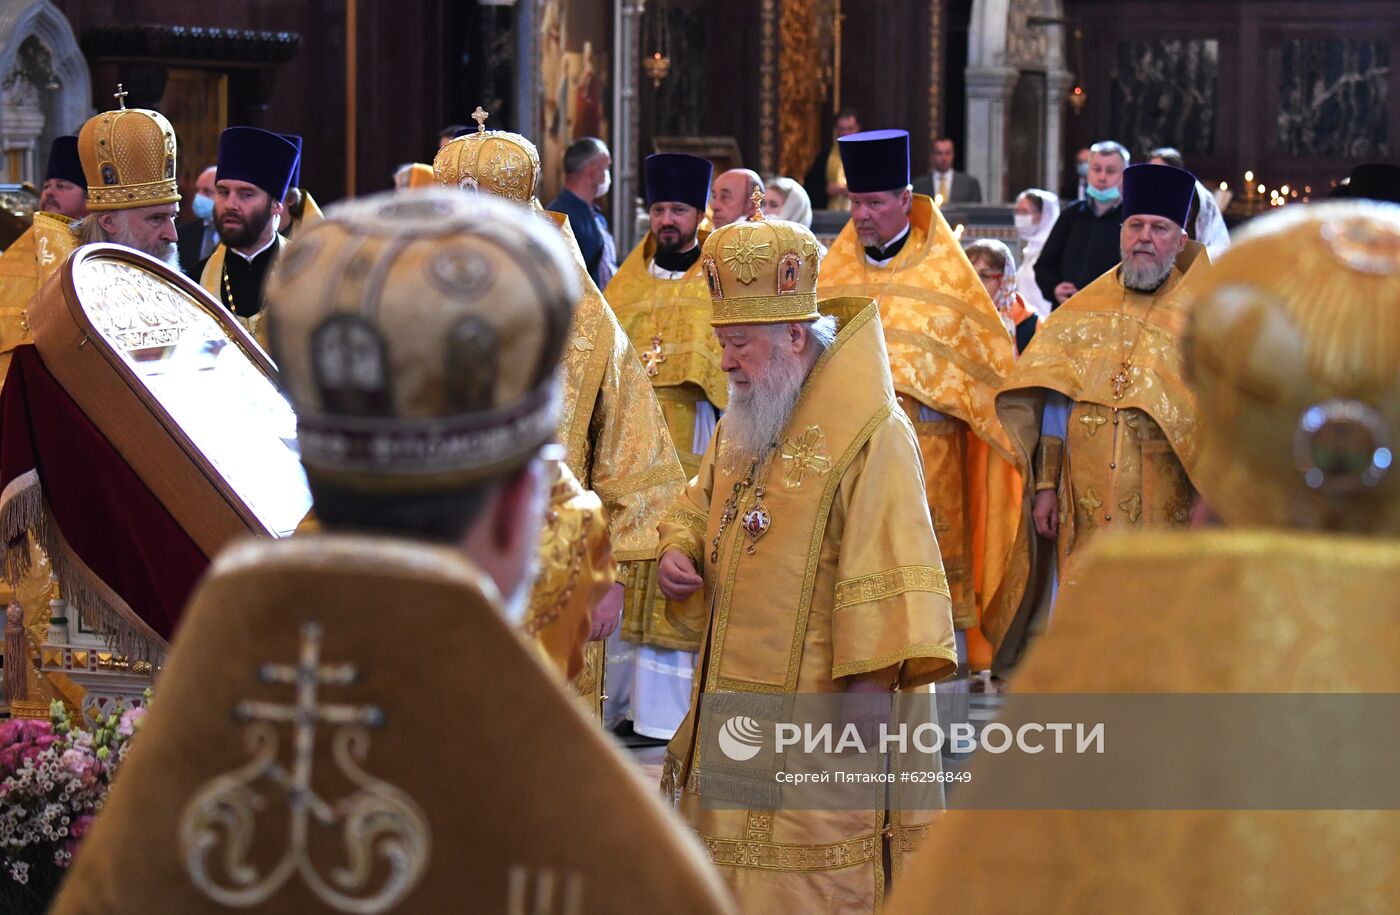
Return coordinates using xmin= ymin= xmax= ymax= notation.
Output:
xmin=215 ymin=178 xmax=278 ymax=249
xmin=649 ymin=201 xmax=700 ymax=253
xmin=834 ymin=115 xmax=861 ymax=139
xmin=849 ymin=188 xmax=911 ymax=247
xmin=40 ymin=179 xmax=86 ymax=218
xmin=1119 ymin=213 xmax=1184 ymax=290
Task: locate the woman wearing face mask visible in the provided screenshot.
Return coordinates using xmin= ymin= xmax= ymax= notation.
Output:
xmin=1012 ymin=188 xmax=1059 ymax=321
xmin=1032 ymin=140 xmax=1129 ymax=310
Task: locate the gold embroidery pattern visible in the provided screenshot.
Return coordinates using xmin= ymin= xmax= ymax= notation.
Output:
xmin=1119 ymin=490 xmax=1143 ymax=524
xmin=710 ymin=292 xmax=819 ymax=326
xmin=179 ymin=622 xmax=430 ymax=913
xmin=745 ymin=809 xmax=774 ymax=842
xmin=86 ymin=178 xmax=180 ymax=208
xmin=781 ymin=425 xmax=832 ymax=488
xmin=704 ymin=832 xmax=880 ymax=871
xmin=721 ymin=226 xmax=774 ymax=283
xmin=592 ymin=462 xmax=686 ymax=503
xmin=1078 ymin=404 xmax=1107 ymax=437
xmin=1077 ymin=487 xmax=1104 ymax=526
xmin=833 ymin=565 xmax=950 ymax=611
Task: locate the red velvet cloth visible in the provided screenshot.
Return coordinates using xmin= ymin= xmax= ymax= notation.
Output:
xmin=0 ymin=345 xmax=208 ymax=642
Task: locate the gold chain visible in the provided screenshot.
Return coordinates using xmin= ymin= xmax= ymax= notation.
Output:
xmin=709 ymin=445 xmax=774 ymax=565
xmin=1111 ymin=286 xmax=1159 ymax=401
xmin=221 ymin=259 xmax=236 ymax=315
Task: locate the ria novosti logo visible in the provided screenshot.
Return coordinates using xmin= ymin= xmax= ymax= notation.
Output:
xmin=717 ymin=716 xmax=764 ymax=761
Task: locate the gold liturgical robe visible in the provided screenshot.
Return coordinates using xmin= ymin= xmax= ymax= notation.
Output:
xmin=659 ymin=301 xmax=956 ymax=914
xmin=883 ymin=529 xmax=1400 ymax=914
xmin=821 ymin=195 xmax=1021 ymax=668
xmin=50 ymin=535 xmax=736 ymax=915
xmin=604 ymin=230 xmax=726 ymax=653
xmin=541 ymin=210 xmax=686 ymax=711
xmin=523 ymin=458 xmax=616 ymax=680
xmin=986 ymin=243 xmax=1207 ymax=657
xmin=0 ymin=213 xmax=76 ymax=376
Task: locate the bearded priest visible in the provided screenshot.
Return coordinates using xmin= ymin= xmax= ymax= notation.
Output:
xmin=657 ymin=204 xmax=957 ymax=914
xmin=986 ymin=163 xmax=1209 ymax=668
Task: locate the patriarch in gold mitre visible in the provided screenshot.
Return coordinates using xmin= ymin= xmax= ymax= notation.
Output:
xmin=656 ymin=197 xmax=956 ymax=915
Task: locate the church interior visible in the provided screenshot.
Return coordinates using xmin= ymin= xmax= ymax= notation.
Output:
xmin=0 ymin=0 xmax=1396 ymax=912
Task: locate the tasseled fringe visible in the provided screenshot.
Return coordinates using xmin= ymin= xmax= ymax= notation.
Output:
xmin=4 ymin=601 xmax=27 ymax=702
xmin=0 ymin=470 xmax=42 ymax=586
xmin=660 ymin=752 xmax=683 ymax=808
xmin=690 ymin=766 xmax=783 ymax=809
xmin=0 ymin=468 xmax=166 ymax=666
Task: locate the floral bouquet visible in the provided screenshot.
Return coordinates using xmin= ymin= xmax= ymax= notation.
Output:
xmin=0 ymin=698 xmax=146 ymax=914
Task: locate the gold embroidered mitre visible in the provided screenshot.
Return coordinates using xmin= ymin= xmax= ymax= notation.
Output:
xmin=432 ymin=109 xmax=541 ymax=204
xmin=77 ymin=101 xmax=179 ymax=211
xmin=263 ymin=188 xmax=579 ymax=495
xmin=1187 ymin=201 xmax=1400 ymax=534
xmin=701 ymin=199 xmax=820 ymax=326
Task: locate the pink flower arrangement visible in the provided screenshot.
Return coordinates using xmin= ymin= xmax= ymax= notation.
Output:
xmin=0 ymin=696 xmax=147 ymax=912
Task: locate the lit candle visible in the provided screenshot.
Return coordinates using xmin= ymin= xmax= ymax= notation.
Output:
xmin=1219 ymin=181 xmax=1229 ymax=191
xmin=1257 ymin=184 xmax=1266 ymax=194
xmin=1245 ymin=170 xmax=1255 ymax=183
xmin=1281 ymin=184 xmax=1290 ymax=196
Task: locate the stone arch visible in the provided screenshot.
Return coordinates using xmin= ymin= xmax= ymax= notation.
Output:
xmin=0 ymin=0 xmax=91 ymax=183
xmin=965 ymin=0 xmax=1069 ymax=203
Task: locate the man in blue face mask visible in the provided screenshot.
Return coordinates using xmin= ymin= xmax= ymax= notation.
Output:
xmin=1034 ymin=140 xmax=1128 ymax=309
xmin=176 ymin=164 xmax=218 ymax=280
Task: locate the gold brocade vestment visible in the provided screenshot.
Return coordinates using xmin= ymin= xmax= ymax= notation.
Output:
xmin=541 ymin=211 xmax=686 ymax=712
xmin=198 ymin=237 xmax=285 ymax=349
xmin=0 ymin=213 xmax=79 ymax=715
xmin=884 ymin=530 xmax=1400 ymax=914
xmin=658 ymin=302 xmax=956 ymax=914
xmin=49 ymin=535 xmax=737 ymax=915
xmin=986 ymin=243 xmax=1207 ymax=656
xmin=820 ymin=195 xmax=1021 ymax=668
xmin=604 ymin=231 xmax=725 ymax=653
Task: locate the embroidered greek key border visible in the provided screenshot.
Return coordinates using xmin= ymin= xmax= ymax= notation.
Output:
xmin=703 ymin=833 xmax=880 ymax=872
xmin=662 ymin=500 xmax=708 ymax=530
xmin=593 ymin=463 xmax=686 ymax=503
xmin=833 ymin=565 xmax=950 ymax=612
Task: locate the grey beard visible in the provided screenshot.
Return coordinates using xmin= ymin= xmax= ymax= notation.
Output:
xmin=110 ymin=224 xmax=181 ymax=272
xmin=723 ymin=349 xmax=807 ymax=462
xmin=1121 ymin=254 xmax=1173 ymax=292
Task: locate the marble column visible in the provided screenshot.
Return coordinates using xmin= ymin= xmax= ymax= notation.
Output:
xmin=964 ymin=66 xmax=1019 ymax=204
xmin=1043 ymin=67 xmax=1072 ymax=194
xmin=612 ymin=0 xmax=644 ymax=254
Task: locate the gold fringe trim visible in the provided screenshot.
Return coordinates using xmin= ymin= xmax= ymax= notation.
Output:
xmin=0 ymin=468 xmax=167 ymax=663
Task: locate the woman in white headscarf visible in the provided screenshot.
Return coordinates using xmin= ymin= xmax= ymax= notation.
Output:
xmin=762 ymin=175 xmax=815 ymax=225
xmin=1013 ymin=188 xmax=1060 ymax=320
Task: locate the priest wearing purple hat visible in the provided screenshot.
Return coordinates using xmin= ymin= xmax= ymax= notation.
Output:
xmin=819 ymin=129 xmax=1022 ymax=682
xmin=601 ymin=152 xmax=722 ymax=743
xmin=197 ymin=126 xmax=301 ymax=341
xmin=989 ymin=162 xmax=1210 ymax=670
xmin=39 ymin=136 xmax=88 ymax=219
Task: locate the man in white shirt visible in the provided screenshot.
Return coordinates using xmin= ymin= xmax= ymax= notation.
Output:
xmin=912 ymin=137 xmax=982 ymax=204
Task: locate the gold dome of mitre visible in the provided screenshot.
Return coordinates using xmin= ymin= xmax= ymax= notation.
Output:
xmin=431 ymin=109 xmax=540 ymax=205
xmin=264 ymin=188 xmax=580 ymax=494
xmin=1186 ymin=201 xmax=1400 ymax=534
xmin=77 ymin=97 xmax=179 ymax=211
xmin=701 ymin=197 xmax=821 ymax=327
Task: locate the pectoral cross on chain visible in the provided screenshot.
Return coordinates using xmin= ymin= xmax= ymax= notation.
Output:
xmin=1111 ymin=361 xmax=1131 ymax=401
xmin=641 ymin=334 xmax=666 ymax=377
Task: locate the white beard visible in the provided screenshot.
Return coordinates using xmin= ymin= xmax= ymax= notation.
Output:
xmin=723 ymin=347 xmax=807 ymax=463
xmin=1121 ymin=251 xmax=1174 ymax=292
